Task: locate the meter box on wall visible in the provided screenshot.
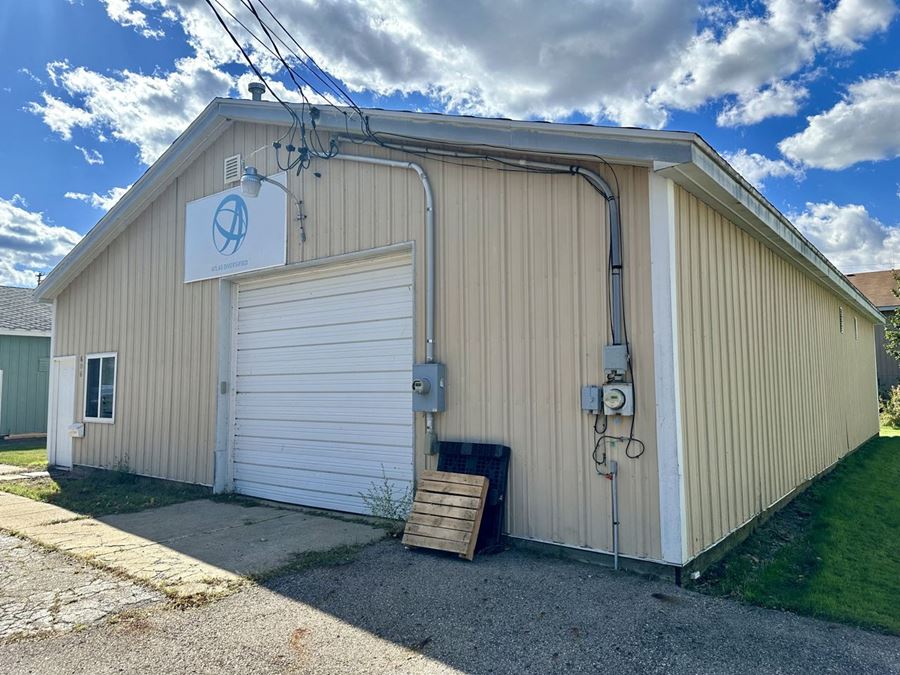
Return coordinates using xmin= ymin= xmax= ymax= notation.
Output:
xmin=412 ymin=363 xmax=446 ymax=412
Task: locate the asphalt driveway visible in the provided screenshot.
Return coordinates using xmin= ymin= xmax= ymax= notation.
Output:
xmin=2 ymin=539 xmax=898 ymax=674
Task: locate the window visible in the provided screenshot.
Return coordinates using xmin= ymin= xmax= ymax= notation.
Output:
xmin=854 ymin=316 xmax=859 ymax=340
xmin=84 ymin=353 xmax=116 ymax=422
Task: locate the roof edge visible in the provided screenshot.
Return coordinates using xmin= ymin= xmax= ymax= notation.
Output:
xmin=656 ymin=150 xmax=883 ymax=324
xmin=0 ymin=329 xmax=51 ymax=338
xmin=35 ymin=99 xmax=232 ymax=302
xmin=35 ymin=97 xmax=882 ymax=325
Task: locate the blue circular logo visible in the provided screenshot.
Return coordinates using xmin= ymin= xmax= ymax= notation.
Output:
xmin=212 ymin=194 xmax=248 ymax=256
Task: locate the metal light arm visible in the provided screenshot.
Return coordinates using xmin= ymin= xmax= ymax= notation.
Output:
xmin=240 ymin=166 xmax=307 ymax=242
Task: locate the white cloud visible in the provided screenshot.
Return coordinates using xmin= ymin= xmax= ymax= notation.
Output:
xmin=101 ymin=0 xmax=165 ymax=39
xmin=792 ymin=201 xmax=900 ymax=272
xmin=30 ymin=0 xmax=900 ymax=171
xmin=722 ymin=149 xmax=804 ymax=189
xmin=65 ymin=185 xmax=132 ymax=211
xmin=650 ymin=0 xmax=823 ymax=114
xmin=826 ymin=0 xmax=898 ymax=51
xmin=25 ymin=92 xmax=94 ymax=141
xmin=717 ymin=81 xmax=808 ymax=127
xmin=28 ymin=57 xmax=234 ymax=165
xmin=0 ymin=195 xmax=82 ymax=287
xmin=75 ymin=145 xmax=104 ymax=166
xmin=779 ymin=71 xmax=900 ymax=169
xmin=18 ymin=68 xmax=43 ymax=85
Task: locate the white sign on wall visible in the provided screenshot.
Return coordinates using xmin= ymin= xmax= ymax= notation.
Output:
xmin=184 ymin=172 xmax=287 ymax=283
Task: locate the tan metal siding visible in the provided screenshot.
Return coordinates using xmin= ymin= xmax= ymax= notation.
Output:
xmin=674 ymin=186 xmax=879 ymax=558
xmin=54 ymin=121 xmax=661 ymax=558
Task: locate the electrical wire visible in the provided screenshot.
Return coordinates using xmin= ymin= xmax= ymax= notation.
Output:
xmin=203 ymin=0 xmax=645 ymax=462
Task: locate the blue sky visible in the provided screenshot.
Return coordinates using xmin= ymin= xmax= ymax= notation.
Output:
xmin=0 ymin=0 xmax=898 ymax=286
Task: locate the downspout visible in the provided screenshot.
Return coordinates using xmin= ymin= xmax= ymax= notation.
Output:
xmin=328 ymin=153 xmax=438 ymax=446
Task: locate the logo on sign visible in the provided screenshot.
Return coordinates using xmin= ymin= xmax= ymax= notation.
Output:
xmin=212 ymin=194 xmax=248 ymax=256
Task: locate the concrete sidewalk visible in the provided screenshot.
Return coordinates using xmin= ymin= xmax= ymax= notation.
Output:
xmin=0 ymin=493 xmax=384 ymax=599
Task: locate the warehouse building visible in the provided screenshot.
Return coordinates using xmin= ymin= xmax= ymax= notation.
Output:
xmin=36 ymin=93 xmax=880 ymax=574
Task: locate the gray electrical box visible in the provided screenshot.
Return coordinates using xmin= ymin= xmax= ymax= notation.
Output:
xmin=603 ymin=344 xmax=629 ymax=379
xmin=581 ymin=385 xmax=601 ymax=414
xmin=412 ymin=363 xmax=446 ymax=412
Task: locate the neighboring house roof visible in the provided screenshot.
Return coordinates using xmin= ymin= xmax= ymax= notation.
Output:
xmin=846 ymin=269 xmax=899 ymax=311
xmin=32 ymin=97 xmax=883 ymax=324
xmin=0 ymin=286 xmax=52 ymax=335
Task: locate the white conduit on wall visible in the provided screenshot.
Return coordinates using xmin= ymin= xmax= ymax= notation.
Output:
xmin=331 ymin=143 xmax=624 ymax=566
xmin=327 ymin=153 xmax=438 ymax=448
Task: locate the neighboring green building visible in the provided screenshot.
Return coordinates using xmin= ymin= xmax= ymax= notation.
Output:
xmin=0 ymin=286 xmax=51 ymax=437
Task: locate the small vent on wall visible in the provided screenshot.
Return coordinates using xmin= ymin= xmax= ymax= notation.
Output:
xmin=839 ymin=306 xmax=845 ymax=334
xmin=854 ymin=316 xmax=859 ymax=340
xmin=224 ymin=154 xmax=242 ymax=184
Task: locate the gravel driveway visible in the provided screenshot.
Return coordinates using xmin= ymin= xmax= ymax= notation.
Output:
xmin=2 ymin=539 xmax=899 ymax=674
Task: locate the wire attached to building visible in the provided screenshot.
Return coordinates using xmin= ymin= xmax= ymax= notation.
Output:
xmin=204 ymin=0 xmax=646 ymax=467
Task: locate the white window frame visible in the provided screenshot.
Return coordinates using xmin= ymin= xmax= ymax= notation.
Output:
xmin=83 ymin=352 xmax=117 ymax=424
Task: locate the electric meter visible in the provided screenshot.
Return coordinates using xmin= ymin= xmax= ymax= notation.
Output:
xmin=602 ymin=383 xmax=634 ymax=416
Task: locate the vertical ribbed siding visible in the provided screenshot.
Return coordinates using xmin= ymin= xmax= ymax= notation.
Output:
xmin=53 ymin=121 xmax=661 ymax=558
xmin=674 ymin=187 xmax=879 ymax=558
xmin=874 ymin=322 xmax=900 ymax=390
xmin=0 ymin=335 xmax=50 ymax=435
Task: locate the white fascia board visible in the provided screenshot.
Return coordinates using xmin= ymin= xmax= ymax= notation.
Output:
xmin=0 ymin=329 xmax=51 ymax=338
xmin=35 ymin=101 xmax=233 ymax=303
xmin=648 ymin=172 xmax=688 ymax=566
xmin=657 ymin=147 xmax=883 ymax=324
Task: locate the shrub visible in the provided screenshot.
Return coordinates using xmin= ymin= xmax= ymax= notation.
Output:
xmin=360 ymin=469 xmax=413 ymax=535
xmin=879 ymin=385 xmax=900 ymax=428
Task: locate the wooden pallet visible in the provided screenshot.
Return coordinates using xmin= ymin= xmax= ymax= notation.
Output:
xmin=402 ymin=470 xmax=489 ymax=560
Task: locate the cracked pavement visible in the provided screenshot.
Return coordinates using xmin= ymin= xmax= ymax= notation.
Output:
xmin=0 ymin=533 xmax=160 ymax=641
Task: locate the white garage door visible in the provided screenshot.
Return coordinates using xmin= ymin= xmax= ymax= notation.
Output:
xmin=232 ymin=252 xmax=414 ymax=514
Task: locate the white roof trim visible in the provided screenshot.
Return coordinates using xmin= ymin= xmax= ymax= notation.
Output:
xmin=35 ymin=97 xmax=881 ymax=323
xmin=0 ymin=329 xmax=51 ymax=338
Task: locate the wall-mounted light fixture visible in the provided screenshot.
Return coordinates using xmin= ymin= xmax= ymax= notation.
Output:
xmin=240 ymin=166 xmax=307 ymax=241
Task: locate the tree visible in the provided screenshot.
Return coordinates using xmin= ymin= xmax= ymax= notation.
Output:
xmin=883 ymin=271 xmax=900 ymax=363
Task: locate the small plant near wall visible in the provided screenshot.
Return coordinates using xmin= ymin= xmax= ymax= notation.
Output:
xmin=111 ymin=454 xmax=138 ymax=484
xmin=360 ymin=468 xmax=413 ymax=536
xmin=880 ymin=385 xmax=900 ymax=429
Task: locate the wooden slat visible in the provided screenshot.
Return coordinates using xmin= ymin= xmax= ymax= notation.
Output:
xmin=407 ymin=512 xmax=475 ymax=531
xmin=409 ymin=502 xmax=477 ymax=520
xmin=404 ymin=470 xmax=490 ymax=560
xmin=421 ymin=470 xmax=486 ymax=486
xmin=403 ymin=523 xmax=471 ymax=543
xmin=401 ymin=534 xmax=468 ymax=555
xmin=462 ymin=478 xmax=489 ymax=560
xmin=413 ymin=491 xmax=481 ymax=510
xmin=417 ymin=479 xmax=485 ymax=497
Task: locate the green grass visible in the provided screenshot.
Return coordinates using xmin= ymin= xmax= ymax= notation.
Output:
xmin=248 ymin=543 xmax=371 ymax=583
xmin=879 ymin=425 xmax=900 ymax=437
xmin=695 ymin=432 xmax=900 ymax=634
xmin=0 ymin=438 xmax=48 ymax=469
xmin=0 ymin=469 xmax=210 ymax=517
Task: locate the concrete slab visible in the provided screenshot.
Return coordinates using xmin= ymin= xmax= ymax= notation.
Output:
xmin=0 ymin=493 xmax=384 ymax=600
xmin=98 ymin=499 xmax=290 ymax=542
